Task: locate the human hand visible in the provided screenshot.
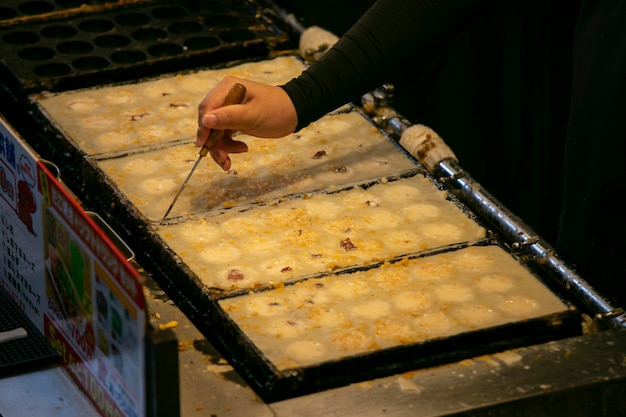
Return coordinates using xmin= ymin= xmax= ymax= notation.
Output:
xmin=196 ymin=76 xmax=298 ymax=170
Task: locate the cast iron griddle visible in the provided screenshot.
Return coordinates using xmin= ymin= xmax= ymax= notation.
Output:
xmin=24 ymin=54 xmax=583 ymax=403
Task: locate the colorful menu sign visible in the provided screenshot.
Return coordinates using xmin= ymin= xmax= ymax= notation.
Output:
xmin=0 ymin=115 xmax=145 ymax=417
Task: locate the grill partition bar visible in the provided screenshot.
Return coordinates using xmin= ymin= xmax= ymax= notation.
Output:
xmin=394 ymin=120 xmax=626 ymax=329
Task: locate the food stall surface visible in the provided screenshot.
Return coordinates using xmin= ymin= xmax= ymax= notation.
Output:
xmin=2 ymin=277 xmax=625 ymax=417
xmin=1 ymin=2 xmax=624 ymax=416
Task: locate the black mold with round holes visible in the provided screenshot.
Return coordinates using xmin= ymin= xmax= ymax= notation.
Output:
xmin=0 ymin=0 xmax=293 ymax=97
xmin=0 ymin=0 xmax=153 ymax=25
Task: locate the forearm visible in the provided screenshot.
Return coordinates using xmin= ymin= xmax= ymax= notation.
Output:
xmin=281 ymin=0 xmax=488 ymax=130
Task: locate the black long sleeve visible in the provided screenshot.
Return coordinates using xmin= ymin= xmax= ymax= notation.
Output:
xmin=281 ymin=0 xmax=488 ymax=130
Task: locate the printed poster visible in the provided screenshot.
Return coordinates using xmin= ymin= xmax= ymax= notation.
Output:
xmin=0 ymin=115 xmax=146 ymax=417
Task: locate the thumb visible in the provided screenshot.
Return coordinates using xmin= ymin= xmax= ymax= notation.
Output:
xmin=201 ymin=104 xmax=250 ymax=131
xmin=201 ymin=113 xmax=219 ymax=129
xmin=196 ymin=107 xmax=242 ymax=147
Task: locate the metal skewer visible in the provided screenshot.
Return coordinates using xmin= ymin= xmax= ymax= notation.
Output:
xmin=161 ymin=82 xmax=246 ymax=222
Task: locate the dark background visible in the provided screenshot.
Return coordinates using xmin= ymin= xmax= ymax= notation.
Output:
xmin=273 ymin=0 xmax=581 ymax=246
